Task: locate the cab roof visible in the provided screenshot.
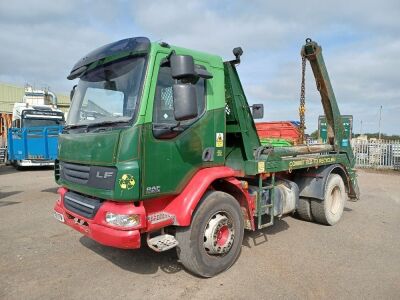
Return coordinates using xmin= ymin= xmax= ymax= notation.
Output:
xmin=67 ymin=37 xmax=224 ymax=80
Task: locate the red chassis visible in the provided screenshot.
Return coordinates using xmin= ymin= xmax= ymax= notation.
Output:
xmin=54 ymin=166 xmax=255 ymax=249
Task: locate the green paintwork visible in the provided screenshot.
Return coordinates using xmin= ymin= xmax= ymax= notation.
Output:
xmin=301 ymin=40 xmax=358 ymax=197
xmin=141 ymin=109 xmax=225 ymax=198
xmin=223 ymin=61 xmax=261 ymax=162
xmin=57 ymin=41 xmax=226 ymax=201
xmin=58 ymin=160 xmax=140 ymax=201
xmin=139 ymin=48 xmax=225 ymax=198
xmin=57 ymin=38 xmax=359 ymax=206
xmin=59 ymin=130 xmax=121 ymax=165
xmin=302 ymin=41 xmax=354 ymax=156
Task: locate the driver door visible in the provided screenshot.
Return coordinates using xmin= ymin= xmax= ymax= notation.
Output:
xmin=141 ymin=52 xmax=215 ymax=198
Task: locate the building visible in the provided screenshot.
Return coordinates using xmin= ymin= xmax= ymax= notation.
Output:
xmin=0 ymin=82 xmax=70 ymax=146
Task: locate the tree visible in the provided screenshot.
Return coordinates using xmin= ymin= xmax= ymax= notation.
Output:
xmin=310 ymin=129 xmax=318 ymax=140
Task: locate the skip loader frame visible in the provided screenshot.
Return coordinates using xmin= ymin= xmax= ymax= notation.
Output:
xmin=54 ymin=37 xmax=359 ymax=277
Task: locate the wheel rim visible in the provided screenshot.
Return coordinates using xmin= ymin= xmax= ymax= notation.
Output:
xmin=330 ymin=186 xmax=341 ymax=215
xmin=203 ymin=212 xmax=234 ymax=256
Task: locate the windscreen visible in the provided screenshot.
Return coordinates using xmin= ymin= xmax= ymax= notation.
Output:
xmin=22 ymin=118 xmax=63 ymax=128
xmin=67 ymin=56 xmax=146 ymax=126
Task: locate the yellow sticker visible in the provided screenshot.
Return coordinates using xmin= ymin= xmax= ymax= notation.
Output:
xmin=119 ymin=174 xmax=135 ymax=190
xmin=258 ymin=161 xmax=265 ymax=173
xmin=216 ymin=132 xmax=224 ymax=147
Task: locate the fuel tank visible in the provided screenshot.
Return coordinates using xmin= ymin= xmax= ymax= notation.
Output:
xmin=250 ymin=179 xmax=299 ymax=217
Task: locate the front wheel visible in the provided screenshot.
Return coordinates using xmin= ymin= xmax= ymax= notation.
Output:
xmin=175 ymin=191 xmax=244 ymax=277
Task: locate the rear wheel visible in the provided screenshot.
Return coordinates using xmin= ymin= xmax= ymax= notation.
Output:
xmin=311 ymin=174 xmax=346 ymax=225
xmin=175 ymin=191 xmax=244 ymax=277
xmin=297 ymin=197 xmax=313 ymax=221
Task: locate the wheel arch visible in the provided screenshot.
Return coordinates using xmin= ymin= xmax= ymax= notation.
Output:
xmin=294 ymin=164 xmax=351 ymax=201
xmin=211 ymin=177 xmax=255 ymax=230
xmin=162 ymin=166 xmax=238 ymax=226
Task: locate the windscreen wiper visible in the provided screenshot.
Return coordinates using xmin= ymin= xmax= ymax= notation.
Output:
xmin=86 ymin=120 xmax=130 ymax=132
xmin=63 ymin=124 xmax=89 ymax=133
xmin=63 ymin=120 xmax=130 ymax=133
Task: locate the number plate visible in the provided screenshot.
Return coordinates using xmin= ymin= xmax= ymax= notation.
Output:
xmin=53 ymin=211 xmax=65 ymax=223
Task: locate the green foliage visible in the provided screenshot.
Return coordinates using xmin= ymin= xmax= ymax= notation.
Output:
xmin=310 ymin=130 xmax=319 ymax=140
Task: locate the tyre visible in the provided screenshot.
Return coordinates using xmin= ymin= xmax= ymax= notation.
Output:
xmin=175 ymin=191 xmax=244 ymax=277
xmin=15 ymin=161 xmax=24 ymax=171
xmin=297 ymin=197 xmax=313 ymax=221
xmin=311 ymin=174 xmax=346 ymax=225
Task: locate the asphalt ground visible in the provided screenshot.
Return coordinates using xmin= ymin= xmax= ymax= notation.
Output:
xmin=0 ymin=166 xmax=399 ymax=299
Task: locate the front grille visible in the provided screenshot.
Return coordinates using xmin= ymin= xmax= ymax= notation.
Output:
xmin=60 ymin=161 xmax=117 ymax=190
xmin=61 ymin=162 xmax=90 ymax=184
xmin=64 ymin=191 xmax=103 ymax=219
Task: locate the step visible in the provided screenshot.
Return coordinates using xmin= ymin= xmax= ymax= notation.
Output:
xmin=147 ymin=234 xmax=179 ymax=252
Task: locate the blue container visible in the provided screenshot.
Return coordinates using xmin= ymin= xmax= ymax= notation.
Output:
xmin=7 ymin=125 xmax=63 ymax=161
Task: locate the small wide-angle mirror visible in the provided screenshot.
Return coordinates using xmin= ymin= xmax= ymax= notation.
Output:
xmin=173 ymin=83 xmax=198 ymax=121
xmin=252 ymin=104 xmax=264 ymax=119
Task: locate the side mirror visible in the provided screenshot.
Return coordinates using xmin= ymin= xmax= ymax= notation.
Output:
xmin=251 ymin=104 xmax=264 ymax=119
xmin=170 ymin=54 xmax=213 ymax=81
xmin=70 ymin=85 xmax=77 ymax=102
xmin=170 ymin=55 xmax=196 ymax=79
xmin=173 ymin=83 xmax=198 ymax=121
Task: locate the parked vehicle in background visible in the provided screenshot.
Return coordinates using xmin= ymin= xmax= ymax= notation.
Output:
xmin=7 ymin=86 xmax=64 ymax=168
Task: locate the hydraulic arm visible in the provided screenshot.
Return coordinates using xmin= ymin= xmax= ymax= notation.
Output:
xmin=302 ymin=39 xmax=352 ymax=153
xmin=301 ymin=38 xmax=359 ymax=199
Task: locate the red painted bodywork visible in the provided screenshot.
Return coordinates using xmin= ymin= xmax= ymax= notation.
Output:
xmin=148 ymin=166 xmax=238 ymax=226
xmin=54 ymin=187 xmax=145 ymax=249
xmin=54 ymin=166 xmax=254 ymax=249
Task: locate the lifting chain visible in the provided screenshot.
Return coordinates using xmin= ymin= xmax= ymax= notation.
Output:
xmin=298 ymin=54 xmax=306 ymax=144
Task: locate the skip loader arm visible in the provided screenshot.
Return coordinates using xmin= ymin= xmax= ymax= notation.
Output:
xmin=302 ymin=39 xmax=359 ymax=199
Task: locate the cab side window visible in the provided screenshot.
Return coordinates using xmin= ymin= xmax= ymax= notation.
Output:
xmin=153 ymin=66 xmax=206 ymax=127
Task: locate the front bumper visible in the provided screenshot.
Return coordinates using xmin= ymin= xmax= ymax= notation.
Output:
xmin=54 ymin=188 xmax=145 ymax=249
xmin=19 ymin=159 xmax=54 ymax=167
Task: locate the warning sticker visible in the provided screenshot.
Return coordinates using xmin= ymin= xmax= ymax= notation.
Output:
xmin=258 ymin=161 xmax=265 ymax=173
xmin=216 ymin=132 xmax=224 ymax=147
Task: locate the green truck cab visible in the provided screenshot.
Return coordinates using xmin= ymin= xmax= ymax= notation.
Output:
xmin=54 ymin=37 xmax=359 ymax=277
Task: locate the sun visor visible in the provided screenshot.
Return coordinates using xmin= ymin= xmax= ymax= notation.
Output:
xmin=67 ymin=37 xmax=150 ymax=80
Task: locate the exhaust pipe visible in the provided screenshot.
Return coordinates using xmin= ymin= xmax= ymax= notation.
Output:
xmin=46 ymin=91 xmax=58 ymax=106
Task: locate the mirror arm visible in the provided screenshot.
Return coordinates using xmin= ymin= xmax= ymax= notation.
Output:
xmin=160 ymin=50 xmax=176 ymax=67
xmin=195 ymin=68 xmax=213 ymax=79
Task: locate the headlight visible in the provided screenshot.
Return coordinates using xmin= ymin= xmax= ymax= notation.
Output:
xmin=105 ymin=212 xmax=140 ymax=227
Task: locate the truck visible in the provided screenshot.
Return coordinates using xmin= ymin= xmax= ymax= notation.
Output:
xmin=53 ymin=37 xmax=360 ymax=277
xmin=7 ymin=86 xmax=64 ymax=168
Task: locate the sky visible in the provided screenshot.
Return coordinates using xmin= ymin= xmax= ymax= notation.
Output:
xmin=0 ymin=0 xmax=399 ymax=134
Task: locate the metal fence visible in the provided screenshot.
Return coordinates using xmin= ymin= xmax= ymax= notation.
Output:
xmin=351 ymin=139 xmax=400 ymax=169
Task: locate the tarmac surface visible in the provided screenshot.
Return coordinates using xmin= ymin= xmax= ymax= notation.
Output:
xmin=0 ymin=166 xmax=399 ymax=299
